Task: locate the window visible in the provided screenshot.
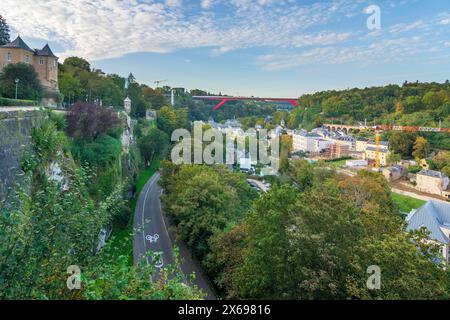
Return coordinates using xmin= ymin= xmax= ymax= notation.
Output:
xmin=7 ymin=52 xmax=12 ymax=62
xmin=25 ymin=55 xmax=30 ymax=63
xmin=39 ymin=57 xmax=44 ymax=65
xmin=53 ymin=59 xmax=57 ymax=67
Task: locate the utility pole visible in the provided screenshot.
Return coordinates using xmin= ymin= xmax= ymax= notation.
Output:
xmin=171 ymin=88 xmax=175 ymax=106
xmin=375 ymin=127 xmax=381 ymax=170
xmin=15 ymin=78 xmax=19 ymax=99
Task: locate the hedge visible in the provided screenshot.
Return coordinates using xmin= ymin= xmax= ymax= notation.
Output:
xmin=0 ymin=97 xmax=39 ymax=106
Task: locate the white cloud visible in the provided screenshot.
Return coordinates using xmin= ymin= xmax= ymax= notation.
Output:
xmin=257 ymin=36 xmax=431 ymax=70
xmin=200 ymin=0 xmax=214 ymax=9
xmin=1 ymin=0 xmax=448 ymax=71
xmin=1 ymin=0 xmax=358 ymax=61
xmin=389 ymin=20 xmax=426 ymax=34
xmin=166 ymin=0 xmax=183 ymax=7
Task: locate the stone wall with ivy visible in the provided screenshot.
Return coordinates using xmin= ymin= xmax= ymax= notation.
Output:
xmin=0 ymin=109 xmax=44 ymax=201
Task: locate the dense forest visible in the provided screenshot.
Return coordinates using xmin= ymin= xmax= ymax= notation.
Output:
xmin=295 ymin=81 xmax=450 ymax=127
xmin=160 ymin=160 xmax=450 ymax=300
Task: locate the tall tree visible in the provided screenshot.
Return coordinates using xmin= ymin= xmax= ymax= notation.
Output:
xmin=412 ymin=136 xmax=430 ymax=160
xmin=66 ymin=102 xmax=121 ymax=140
xmin=138 ymin=128 xmax=169 ymax=165
xmin=231 ymin=172 xmax=448 ymax=299
xmin=0 ymin=62 xmax=42 ymax=100
xmin=388 ymin=131 xmax=417 ymax=158
xmin=0 ymin=15 xmax=10 ymax=46
xmin=64 ymin=57 xmax=91 ymax=72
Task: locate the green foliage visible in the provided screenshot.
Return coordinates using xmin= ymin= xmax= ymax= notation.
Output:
xmin=0 ymin=97 xmax=38 ymax=106
xmin=160 ymin=163 xmax=257 ymax=263
xmin=64 ymin=57 xmax=91 ymax=71
xmin=71 ymin=135 xmax=122 ymax=198
xmin=413 ymin=136 xmax=430 ymax=159
xmin=47 ymin=110 xmax=67 ymax=131
xmin=0 ymin=122 xmax=124 ymax=299
xmin=432 ymin=151 xmax=450 ymax=175
xmin=227 ymin=172 xmax=448 ymax=299
xmin=0 ymin=62 xmax=42 ymax=100
xmin=83 ymin=250 xmax=204 ymax=300
xmin=294 ymin=81 xmax=450 ymax=149
xmin=59 ymin=57 xmax=125 ymax=107
xmin=156 ymin=105 xmax=189 ymax=136
xmin=31 ymin=120 xmax=67 ymax=161
xmin=391 ymin=193 xmax=426 ymax=213
xmin=142 ymin=86 xmax=168 ymax=110
xmin=72 ymin=135 xmax=122 ymax=168
xmin=1 ymin=116 xmax=198 ymax=300
xmin=127 ymin=82 xmax=148 ymax=118
xmin=138 ymin=128 xmax=169 ymax=165
xmin=0 ymin=15 xmax=10 ymax=46
xmin=389 ymin=131 xmax=417 ymax=158
xmin=387 ymin=153 xmax=401 ymax=165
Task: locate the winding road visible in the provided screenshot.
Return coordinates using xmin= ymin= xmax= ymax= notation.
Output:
xmin=132 ymin=172 xmax=216 ymax=299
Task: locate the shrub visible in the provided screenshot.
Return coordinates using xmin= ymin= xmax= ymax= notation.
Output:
xmin=66 ymin=102 xmax=122 ymax=140
xmin=0 ymin=62 xmax=42 ymax=100
xmin=0 ymin=97 xmax=38 ymax=106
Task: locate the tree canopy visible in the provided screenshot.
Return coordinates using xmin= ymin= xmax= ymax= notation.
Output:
xmin=0 ymin=62 xmax=42 ymax=100
xmin=66 ymin=102 xmax=122 ymax=140
xmin=0 ymin=15 xmax=10 ymax=46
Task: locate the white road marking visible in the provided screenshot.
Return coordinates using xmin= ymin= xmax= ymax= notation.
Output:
xmin=141 ymin=174 xmax=158 ymax=265
xmin=146 ymin=234 xmax=160 ymax=243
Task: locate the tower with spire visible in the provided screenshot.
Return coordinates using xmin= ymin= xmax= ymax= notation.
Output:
xmin=0 ymin=36 xmax=59 ymax=93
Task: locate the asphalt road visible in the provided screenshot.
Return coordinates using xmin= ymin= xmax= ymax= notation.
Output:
xmin=133 ymin=172 xmax=216 ymax=299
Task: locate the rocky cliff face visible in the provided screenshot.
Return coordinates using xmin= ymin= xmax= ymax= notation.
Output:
xmin=0 ymin=110 xmax=44 ymax=201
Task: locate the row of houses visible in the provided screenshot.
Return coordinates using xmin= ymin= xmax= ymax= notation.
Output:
xmin=289 ymin=127 xmax=391 ymax=165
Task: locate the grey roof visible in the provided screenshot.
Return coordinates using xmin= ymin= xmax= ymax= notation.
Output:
xmin=406 ymin=201 xmax=450 ymax=244
xmin=1 ymin=36 xmax=34 ymax=52
xmin=35 ymin=44 xmax=57 ymax=57
xmin=366 ymin=146 xmax=389 ymax=153
xmin=368 ymin=140 xmax=389 ymax=146
xmin=385 ymin=166 xmax=401 ymax=173
xmin=418 ymin=170 xmax=448 ymax=179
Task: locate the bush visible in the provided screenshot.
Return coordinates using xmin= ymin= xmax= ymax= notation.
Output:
xmin=42 ymin=89 xmax=63 ymax=103
xmin=72 ymin=135 xmax=122 ymax=167
xmin=0 ymin=62 xmax=42 ymax=100
xmin=66 ymin=102 xmax=122 ymax=139
xmin=114 ymin=203 xmax=132 ymax=229
xmin=0 ymin=97 xmax=38 ymax=106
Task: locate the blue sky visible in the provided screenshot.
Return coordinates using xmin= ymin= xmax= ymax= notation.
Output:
xmin=2 ymin=0 xmax=450 ymax=97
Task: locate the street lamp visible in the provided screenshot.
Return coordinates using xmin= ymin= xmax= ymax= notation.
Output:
xmin=15 ymin=78 xmax=19 ymax=100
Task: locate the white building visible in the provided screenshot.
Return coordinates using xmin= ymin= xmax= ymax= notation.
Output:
xmin=416 ymin=170 xmax=450 ymax=198
xmin=367 ymin=140 xmax=389 ymax=152
xmin=313 ymin=139 xmax=332 ymax=153
xmin=292 ymin=130 xmax=322 ymax=153
xmin=326 ymin=135 xmax=356 ymax=151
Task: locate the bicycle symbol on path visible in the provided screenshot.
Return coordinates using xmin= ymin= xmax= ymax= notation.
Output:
xmin=146 ymin=234 xmax=160 ymax=243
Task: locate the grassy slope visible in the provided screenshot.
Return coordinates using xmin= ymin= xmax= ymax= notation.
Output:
xmin=391 ymin=192 xmax=426 ymax=214
xmin=108 ymin=160 xmax=161 ymax=266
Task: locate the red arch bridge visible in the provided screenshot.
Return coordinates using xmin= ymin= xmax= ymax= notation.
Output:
xmin=192 ymin=96 xmax=299 ymax=110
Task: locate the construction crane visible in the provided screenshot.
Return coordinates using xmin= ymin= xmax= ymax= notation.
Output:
xmin=154 ymin=80 xmax=168 ymax=88
xmin=375 ymin=128 xmax=381 ymax=169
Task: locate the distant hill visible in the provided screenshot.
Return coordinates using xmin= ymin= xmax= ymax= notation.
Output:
xmin=293 ymin=81 xmax=450 ymax=129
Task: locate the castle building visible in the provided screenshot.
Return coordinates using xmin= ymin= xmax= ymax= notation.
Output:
xmin=0 ymin=36 xmax=59 ymax=93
